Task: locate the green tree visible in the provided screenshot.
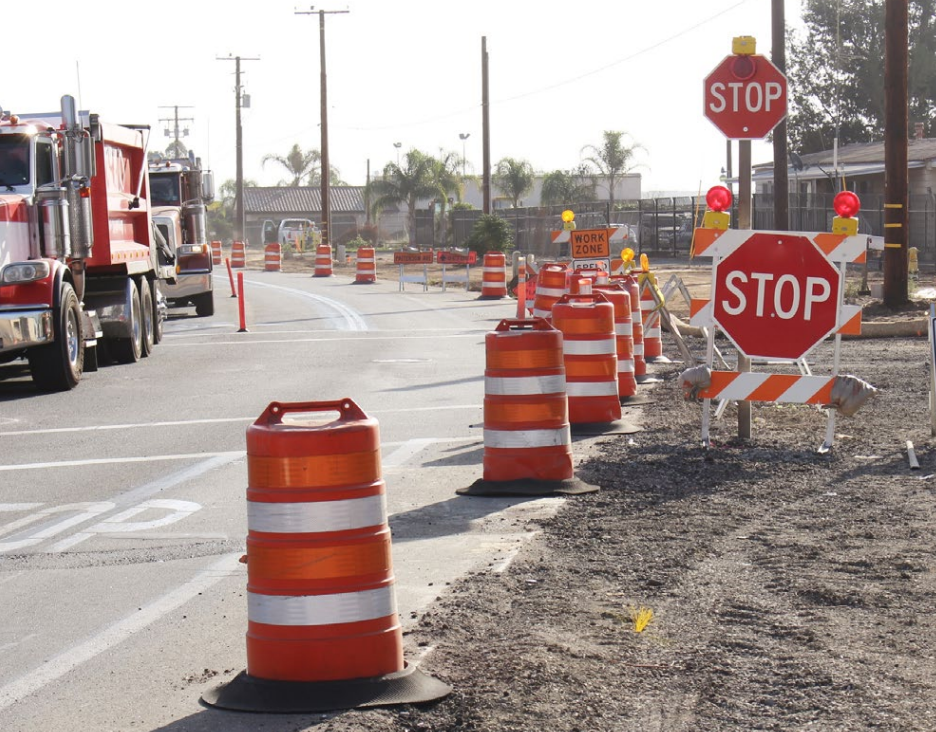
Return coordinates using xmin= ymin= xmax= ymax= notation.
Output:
xmin=540 ymin=165 xmax=597 ymax=207
xmin=367 ymin=149 xmax=438 ymax=246
xmin=261 ymin=143 xmax=321 ymax=186
xmin=206 ymin=177 xmax=257 ymax=241
xmin=428 ymin=150 xmax=463 ymax=245
xmin=493 ymin=157 xmax=535 ymax=208
xmin=464 ymin=213 xmax=514 ymax=254
xmin=787 ymin=0 xmax=936 ymax=153
xmin=581 ymin=131 xmax=642 ymax=211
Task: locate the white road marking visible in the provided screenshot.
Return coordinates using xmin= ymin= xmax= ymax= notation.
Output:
xmin=234 ymin=277 xmax=368 ymax=331
xmin=0 ymin=552 xmax=242 ymax=713
xmin=0 ymin=451 xmax=245 ymax=472
xmin=0 ymin=406 xmax=481 ymax=438
xmin=159 ymin=332 xmax=482 ymax=347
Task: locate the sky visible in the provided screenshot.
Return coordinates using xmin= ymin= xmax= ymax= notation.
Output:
xmin=4 ymin=0 xmax=803 ymax=197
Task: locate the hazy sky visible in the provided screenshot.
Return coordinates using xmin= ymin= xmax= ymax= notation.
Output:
xmin=4 ymin=0 xmax=802 ymax=196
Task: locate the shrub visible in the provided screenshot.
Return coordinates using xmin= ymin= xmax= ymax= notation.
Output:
xmin=464 ymin=214 xmax=514 ymax=254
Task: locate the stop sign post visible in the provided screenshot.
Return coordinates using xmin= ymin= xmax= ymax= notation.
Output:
xmin=712 ymin=233 xmax=841 ymax=361
xmin=704 ymin=54 xmax=788 ymax=139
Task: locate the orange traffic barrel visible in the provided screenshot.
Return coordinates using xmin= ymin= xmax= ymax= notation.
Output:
xmin=595 ymin=282 xmax=637 ymax=399
xmin=478 ymin=251 xmax=507 ymax=299
xmin=532 ymin=263 xmax=568 ymax=320
xmin=354 ymin=247 xmax=376 ymax=284
xmin=231 ymin=241 xmax=246 ymax=269
xmin=551 ymin=293 xmax=623 ymax=427
xmin=458 ymin=319 xmax=598 ymax=496
xmin=573 ymin=264 xmax=608 ymax=289
xmin=210 ymin=240 xmax=223 ymax=266
xmin=202 ymin=399 xmax=450 ymax=713
xmin=639 ymin=273 xmax=663 ymax=360
xmin=264 ymin=243 xmax=282 ymax=272
xmin=313 ymin=243 xmax=333 ymax=277
xmin=616 ymin=274 xmax=646 ymax=380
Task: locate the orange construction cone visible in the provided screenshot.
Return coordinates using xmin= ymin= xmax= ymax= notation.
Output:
xmin=202 ymin=399 xmax=451 ymax=713
xmin=458 ymin=318 xmax=598 ymax=496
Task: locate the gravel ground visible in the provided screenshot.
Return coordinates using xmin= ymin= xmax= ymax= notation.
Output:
xmin=309 ymin=298 xmax=936 ymax=732
xmin=244 ymin=253 xmax=936 ymax=731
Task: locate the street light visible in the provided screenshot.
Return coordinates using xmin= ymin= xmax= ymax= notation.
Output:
xmin=459 ymin=132 xmax=470 ymax=177
xmin=393 ymin=142 xmax=401 ymax=166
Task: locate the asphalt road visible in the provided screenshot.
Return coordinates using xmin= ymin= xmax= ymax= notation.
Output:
xmin=0 ymin=269 xmax=578 ymax=731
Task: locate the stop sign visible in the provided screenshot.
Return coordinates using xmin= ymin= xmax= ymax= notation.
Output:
xmin=712 ymin=233 xmax=841 ymax=360
xmin=704 ymin=54 xmax=787 ymax=139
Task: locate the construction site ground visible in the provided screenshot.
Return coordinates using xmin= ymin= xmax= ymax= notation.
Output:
xmin=244 ymin=247 xmax=935 ymax=732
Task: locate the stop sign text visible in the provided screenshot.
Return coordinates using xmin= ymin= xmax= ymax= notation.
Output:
xmin=707 ymin=81 xmax=784 ymax=115
xmin=721 ymin=272 xmax=831 ymax=320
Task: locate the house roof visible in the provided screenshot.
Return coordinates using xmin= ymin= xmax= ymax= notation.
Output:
xmin=751 ymin=138 xmax=936 ymax=182
xmin=245 ymin=186 xmax=365 ymax=214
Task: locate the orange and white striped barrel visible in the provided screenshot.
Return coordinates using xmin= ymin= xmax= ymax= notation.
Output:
xmin=617 ymin=274 xmax=646 ymax=379
xmin=313 ymin=244 xmax=333 ymax=277
xmin=210 ymin=240 xmax=223 ymax=266
xmin=264 ymin=243 xmax=282 ymax=272
xmin=245 ymin=399 xmax=402 ymax=683
xmin=532 ymin=263 xmax=568 ymax=320
xmin=479 ymin=251 xmax=507 ymax=299
xmin=573 ymin=265 xmax=608 ymax=289
xmin=569 ymin=272 xmax=595 ymax=295
xmin=639 ymin=274 xmax=663 ymax=360
xmin=595 ymin=282 xmax=636 ymax=399
xmin=481 ymin=318 xmax=573 ymax=483
xmin=231 ymin=240 xmax=246 ymax=269
xmin=551 ymin=293 xmax=622 ymax=425
xmin=354 ymin=247 xmax=376 ymax=284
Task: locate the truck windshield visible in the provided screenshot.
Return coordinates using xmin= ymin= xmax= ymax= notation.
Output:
xmin=150 ymin=173 xmax=181 ymax=206
xmin=0 ymin=134 xmax=31 ymax=188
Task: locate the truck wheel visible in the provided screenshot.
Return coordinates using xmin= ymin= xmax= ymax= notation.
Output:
xmin=194 ymin=291 xmax=215 ymax=318
xmin=153 ymin=283 xmax=165 ymax=344
xmin=28 ymin=283 xmax=84 ymax=391
xmin=139 ymin=277 xmax=155 ymax=357
xmin=111 ymin=279 xmax=143 ymax=364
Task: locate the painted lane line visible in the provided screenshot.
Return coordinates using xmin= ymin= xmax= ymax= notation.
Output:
xmin=0 ymin=552 xmax=242 ymax=714
xmin=382 ymin=439 xmax=437 ymax=468
xmin=0 ymin=451 xmax=245 ymax=473
xmin=0 ymin=406 xmax=481 ymax=438
xmin=233 ymin=277 xmax=368 ymax=331
xmin=159 ymin=332 xmax=482 ymax=347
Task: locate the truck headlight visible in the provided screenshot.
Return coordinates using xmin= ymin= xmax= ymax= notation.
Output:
xmin=0 ymin=261 xmax=52 ymax=285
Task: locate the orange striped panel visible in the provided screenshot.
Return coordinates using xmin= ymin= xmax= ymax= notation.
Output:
xmin=249 ymin=450 xmax=381 ymax=489
xmin=804 ymin=379 xmax=835 ymax=405
xmin=690 ymin=298 xmax=709 ymax=318
xmin=700 ymin=370 xmax=743 ymax=398
xmin=248 ymin=535 xmax=391 ymax=581
xmin=837 ymin=310 xmax=862 ymax=335
xmin=812 ymin=233 xmax=846 ymax=256
xmin=691 ymin=228 xmax=722 ymax=256
xmin=745 ymin=374 xmax=802 ymax=402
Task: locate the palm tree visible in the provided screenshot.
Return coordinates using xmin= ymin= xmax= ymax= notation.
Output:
xmin=428 ymin=150 xmax=462 ymax=245
xmin=493 ymin=157 xmax=535 ymax=208
xmin=261 ymin=143 xmax=321 ymax=187
xmin=540 ymin=165 xmax=597 ymax=207
xmin=367 ymin=149 xmax=438 ymax=246
xmin=581 ymin=131 xmax=643 ymax=210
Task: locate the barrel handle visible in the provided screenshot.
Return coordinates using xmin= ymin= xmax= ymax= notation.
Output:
xmin=256 ymin=398 xmax=368 ymax=426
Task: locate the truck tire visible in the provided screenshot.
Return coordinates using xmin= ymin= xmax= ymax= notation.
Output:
xmin=153 ymin=283 xmax=165 ymax=345
xmin=139 ymin=277 xmax=155 ymax=357
xmin=194 ymin=291 xmax=215 ymax=318
xmin=111 ymin=279 xmax=143 ymax=364
xmin=28 ymin=283 xmax=84 ymax=391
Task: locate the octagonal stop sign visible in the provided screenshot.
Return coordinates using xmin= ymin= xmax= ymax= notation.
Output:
xmin=712 ymin=233 xmax=841 ymax=360
xmin=704 ymin=54 xmax=787 ymax=139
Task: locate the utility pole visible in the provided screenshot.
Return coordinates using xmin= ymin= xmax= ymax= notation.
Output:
xmin=482 ymin=36 xmax=491 ymax=215
xmin=217 ymin=55 xmax=259 ymax=245
xmin=883 ymin=0 xmax=909 ymax=307
xmin=771 ymin=0 xmax=789 ymax=231
xmin=297 ymin=7 xmax=349 ymax=249
xmin=157 ymin=105 xmax=195 ymax=155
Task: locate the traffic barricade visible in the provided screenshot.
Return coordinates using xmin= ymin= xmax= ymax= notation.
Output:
xmin=478 ymin=251 xmax=508 ymax=299
xmin=231 ymin=240 xmax=246 ymax=269
xmin=394 ymin=250 xmax=432 ymax=291
xmin=532 ymin=263 xmax=568 ymax=320
xmin=264 ymin=243 xmax=282 ymax=272
xmin=594 ymin=282 xmax=637 ymax=399
xmin=210 ymin=240 xmax=223 ymax=266
xmin=551 ymin=293 xmax=629 ymax=431
xmin=202 ymin=399 xmax=451 ymax=713
xmin=313 ymin=243 xmax=333 ymax=277
xmin=354 ymin=247 xmax=377 ymax=284
xmin=458 ymin=319 xmax=598 ymax=496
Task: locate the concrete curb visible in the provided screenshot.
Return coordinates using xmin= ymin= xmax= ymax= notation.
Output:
xmin=667 ymin=315 xmax=929 ymax=340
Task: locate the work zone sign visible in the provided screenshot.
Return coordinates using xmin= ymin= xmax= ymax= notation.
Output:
xmin=570 ymin=228 xmax=611 ymax=259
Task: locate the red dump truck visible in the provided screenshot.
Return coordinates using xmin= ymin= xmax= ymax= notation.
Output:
xmin=0 ymin=94 xmax=173 ymax=391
